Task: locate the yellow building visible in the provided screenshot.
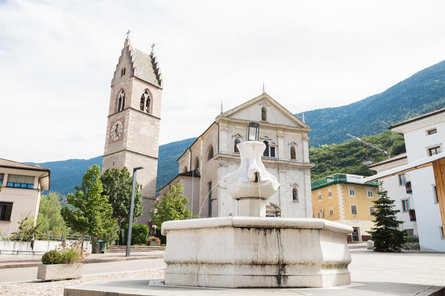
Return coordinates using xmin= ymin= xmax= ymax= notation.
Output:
xmin=311 ymin=174 xmax=378 ymax=242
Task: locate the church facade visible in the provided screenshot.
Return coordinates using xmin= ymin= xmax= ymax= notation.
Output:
xmin=102 ymin=36 xmax=162 ymax=224
xmin=159 ymin=93 xmax=314 ymax=218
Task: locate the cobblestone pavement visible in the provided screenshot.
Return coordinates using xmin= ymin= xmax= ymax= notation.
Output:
xmin=0 ymin=268 xmax=164 ymax=296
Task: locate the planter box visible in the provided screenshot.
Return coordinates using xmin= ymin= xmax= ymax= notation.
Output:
xmin=149 ymin=241 xmax=160 ymax=246
xmin=37 ymin=263 xmax=83 ymax=281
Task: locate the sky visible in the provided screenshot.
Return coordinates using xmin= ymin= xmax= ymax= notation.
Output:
xmin=0 ymin=0 xmax=444 ymax=163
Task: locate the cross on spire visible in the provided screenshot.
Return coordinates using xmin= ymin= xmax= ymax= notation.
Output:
xmin=126 ymin=29 xmax=131 ymax=39
xmin=151 ymin=43 xmax=156 ymax=52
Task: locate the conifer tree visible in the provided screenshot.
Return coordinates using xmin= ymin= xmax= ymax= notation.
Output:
xmin=369 ymin=183 xmax=406 ymax=252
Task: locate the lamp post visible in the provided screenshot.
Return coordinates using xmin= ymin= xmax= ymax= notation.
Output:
xmin=126 ymin=166 xmax=144 ymax=257
xmin=247 ymin=122 xmax=259 ymax=141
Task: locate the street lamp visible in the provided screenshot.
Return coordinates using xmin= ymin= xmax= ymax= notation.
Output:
xmin=126 ymin=166 xmax=144 ymax=257
xmin=247 ymin=122 xmax=259 ymax=141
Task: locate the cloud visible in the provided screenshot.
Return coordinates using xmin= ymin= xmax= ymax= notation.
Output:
xmin=0 ymin=0 xmax=444 ymax=162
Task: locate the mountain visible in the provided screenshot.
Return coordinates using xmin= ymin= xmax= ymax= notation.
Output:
xmin=37 ymin=138 xmax=196 ymax=196
xmin=297 ymin=59 xmax=445 ymax=147
xmin=37 ymin=59 xmax=445 ymax=196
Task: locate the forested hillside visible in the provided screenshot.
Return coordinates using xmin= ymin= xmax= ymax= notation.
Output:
xmin=297 ymin=59 xmax=445 ymax=147
xmin=309 ymin=131 xmax=405 ymax=181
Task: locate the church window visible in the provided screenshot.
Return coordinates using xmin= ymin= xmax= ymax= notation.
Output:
xmin=292 ymin=188 xmax=298 ymax=202
xmin=261 ymin=107 xmax=267 ymax=121
xmin=121 ymin=68 xmax=126 ymax=76
xmin=116 ymin=90 xmax=125 ymax=112
xmin=140 ymin=89 xmax=151 ymax=113
xmin=195 ymin=158 xmax=200 ymax=170
xmin=207 ymin=146 xmax=214 ymax=160
xmin=184 ymin=166 xmax=188 ymax=172
xmin=270 ymin=146 xmax=276 ymax=157
xmin=263 ymin=141 xmax=269 ymax=157
xmin=290 ymin=146 xmax=296 ymax=160
xmin=234 ymin=139 xmax=241 ymax=153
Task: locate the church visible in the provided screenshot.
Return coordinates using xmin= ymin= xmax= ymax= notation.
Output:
xmin=159 ymin=92 xmax=314 ymax=218
xmin=102 ymin=34 xmax=314 ymax=223
xmin=102 ymin=35 xmax=162 ymax=224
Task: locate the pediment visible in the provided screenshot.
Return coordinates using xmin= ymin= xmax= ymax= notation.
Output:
xmin=219 ymin=93 xmax=308 ymax=129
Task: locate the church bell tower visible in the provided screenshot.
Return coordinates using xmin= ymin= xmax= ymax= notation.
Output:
xmin=103 ymin=33 xmax=162 ymax=224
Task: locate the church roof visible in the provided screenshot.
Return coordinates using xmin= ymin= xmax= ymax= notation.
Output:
xmin=129 ymin=45 xmax=162 ymax=87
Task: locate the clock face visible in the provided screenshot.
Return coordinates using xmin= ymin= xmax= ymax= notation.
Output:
xmin=110 ymin=120 xmax=124 ymax=142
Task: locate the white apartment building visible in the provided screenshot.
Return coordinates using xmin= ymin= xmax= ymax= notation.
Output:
xmin=367 ymin=107 xmax=445 ymax=252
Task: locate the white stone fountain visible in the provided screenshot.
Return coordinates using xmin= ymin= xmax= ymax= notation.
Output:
xmin=162 ymin=141 xmax=352 ymax=288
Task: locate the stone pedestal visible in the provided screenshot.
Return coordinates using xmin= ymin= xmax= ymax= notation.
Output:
xmin=162 ymin=217 xmax=352 ymax=288
xmin=238 ymin=198 xmax=266 ymax=217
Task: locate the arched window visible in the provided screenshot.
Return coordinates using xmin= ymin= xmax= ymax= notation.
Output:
xmin=261 ymin=107 xmax=267 ymax=121
xmin=195 ymin=158 xmax=200 ymax=170
xmin=121 ymin=68 xmax=126 ymax=76
xmin=290 ymin=146 xmax=296 ymax=160
xmin=207 ymin=146 xmax=214 ymax=160
xmin=140 ymin=89 xmax=151 ymax=113
xmin=116 ymin=90 xmax=125 ymax=112
xmin=234 ymin=139 xmax=241 ymax=153
xmin=183 ymin=166 xmax=188 ymax=172
xmin=263 ymin=141 xmax=269 ymax=157
xmin=292 ymin=188 xmax=299 ymax=202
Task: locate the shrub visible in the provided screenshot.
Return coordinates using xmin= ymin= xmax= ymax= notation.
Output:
xmin=41 ymin=250 xmax=62 ymax=264
xmin=125 ymin=224 xmax=149 ymax=245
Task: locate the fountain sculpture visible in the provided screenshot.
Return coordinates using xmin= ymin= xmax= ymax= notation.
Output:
xmin=162 ymin=141 xmax=352 ymax=288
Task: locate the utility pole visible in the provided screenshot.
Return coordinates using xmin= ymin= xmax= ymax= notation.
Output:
xmin=346 ymin=133 xmax=390 ymax=158
xmin=126 ymin=166 xmax=144 ymax=257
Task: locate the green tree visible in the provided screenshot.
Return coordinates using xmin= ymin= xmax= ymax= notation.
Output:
xmin=37 ymin=192 xmax=71 ymax=237
xmin=150 ymin=183 xmax=193 ymax=230
xmin=101 ymin=167 xmax=142 ymax=243
xmin=369 ymin=183 xmax=406 ymax=252
xmin=61 ymin=165 xmax=116 ymax=252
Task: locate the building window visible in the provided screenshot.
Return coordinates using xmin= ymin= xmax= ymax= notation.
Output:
xmin=261 ymin=107 xmax=267 ymax=121
xmin=369 ymin=206 xmax=376 ymax=216
xmin=116 ymin=90 xmax=125 ymax=112
xmin=428 ymin=145 xmax=441 ymax=156
xmin=208 ymin=181 xmax=213 ymax=217
xmin=207 ymin=146 xmax=214 ymax=160
xmin=290 ymin=146 xmax=296 ymax=160
xmin=351 ymin=205 xmax=358 ymax=215
xmin=0 ymin=202 xmax=13 ymax=221
xmin=140 ymin=89 xmax=151 ymax=113
xmin=121 ymin=67 xmax=126 ymax=76
xmin=329 ymin=207 xmax=334 ymax=216
xmin=318 ymin=209 xmax=324 ymax=218
xmin=195 ymin=158 xmax=200 ymax=170
xmin=183 ymin=166 xmax=188 ymax=172
xmin=366 ymin=188 xmax=374 ymax=198
xmin=234 ymin=139 xmax=241 ymax=153
xmin=292 ymin=188 xmax=298 ymax=202
xmin=405 ymin=229 xmax=414 ymax=237
xmin=328 ymin=188 xmax=333 ymax=198
xmin=318 ymin=191 xmax=322 ymax=201
xmin=349 ymin=186 xmax=356 ymax=197
xmin=263 ymin=141 xmax=276 ymax=158
xmin=433 ymin=185 xmax=438 ymax=203
xmin=401 ymin=199 xmax=410 ymax=212
xmin=427 ymin=128 xmax=437 ymax=135
xmin=0 ymin=173 xmax=3 ymax=185
xmin=6 ymin=175 xmax=34 ymax=189
xmin=440 ymin=226 xmax=444 ymax=240
xmin=398 ymin=174 xmax=406 ymax=185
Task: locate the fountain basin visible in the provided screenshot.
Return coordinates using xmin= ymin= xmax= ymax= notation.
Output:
xmin=162 ymin=217 xmax=352 ymax=288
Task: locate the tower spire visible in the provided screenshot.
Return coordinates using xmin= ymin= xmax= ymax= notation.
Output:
xmin=151 ymin=42 xmax=156 ymax=54
xmin=125 ymin=29 xmax=131 ymax=46
xmin=262 ymin=81 xmax=265 ymax=94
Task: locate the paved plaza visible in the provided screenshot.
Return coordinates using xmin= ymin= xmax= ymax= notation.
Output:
xmin=0 ymin=246 xmax=443 ymax=296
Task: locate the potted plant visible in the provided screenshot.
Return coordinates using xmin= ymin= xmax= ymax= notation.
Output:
xmin=147 ymin=236 xmax=161 ymax=246
xmin=37 ymin=241 xmax=87 ymax=281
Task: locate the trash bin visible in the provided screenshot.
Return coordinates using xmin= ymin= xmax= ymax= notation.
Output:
xmin=97 ymin=240 xmax=106 ymax=253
